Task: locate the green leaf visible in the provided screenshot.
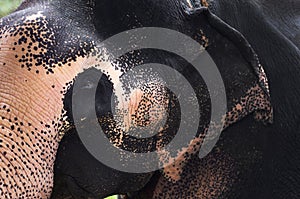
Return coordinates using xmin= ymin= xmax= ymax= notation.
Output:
xmin=0 ymin=0 xmax=22 ymax=18
xmin=104 ymin=196 xmax=118 ymax=199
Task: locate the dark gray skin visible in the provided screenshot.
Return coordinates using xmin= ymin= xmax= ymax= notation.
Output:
xmin=0 ymin=0 xmax=298 ymax=198
xmin=133 ymin=0 xmax=300 ymax=199
xmin=52 ymin=0 xmax=272 ymax=199
xmin=204 ymin=0 xmax=300 ymax=198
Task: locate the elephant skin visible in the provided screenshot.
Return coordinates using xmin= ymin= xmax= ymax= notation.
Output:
xmin=136 ymin=1 xmax=300 ymax=199
xmin=0 ymin=0 xmax=297 ymax=198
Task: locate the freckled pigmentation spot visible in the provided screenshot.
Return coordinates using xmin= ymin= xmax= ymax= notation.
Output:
xmin=201 ymin=0 xmax=209 ymax=7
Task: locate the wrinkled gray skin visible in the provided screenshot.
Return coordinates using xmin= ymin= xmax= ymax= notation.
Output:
xmin=0 ymin=0 xmax=298 ymax=198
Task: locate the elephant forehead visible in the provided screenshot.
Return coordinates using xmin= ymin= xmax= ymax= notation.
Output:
xmin=0 ymin=9 xmax=163 ymax=93
xmin=1 ymin=11 xmax=91 ymax=74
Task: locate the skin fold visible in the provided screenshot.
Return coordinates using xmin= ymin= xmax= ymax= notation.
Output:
xmin=0 ymin=0 xmax=298 ymax=198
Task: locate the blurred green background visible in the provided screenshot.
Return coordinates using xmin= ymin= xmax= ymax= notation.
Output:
xmin=0 ymin=1 xmax=118 ymax=199
xmin=0 ymin=0 xmax=22 ymax=18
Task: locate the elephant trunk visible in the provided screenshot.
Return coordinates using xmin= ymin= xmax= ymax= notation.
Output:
xmin=0 ymin=67 xmax=62 ymax=197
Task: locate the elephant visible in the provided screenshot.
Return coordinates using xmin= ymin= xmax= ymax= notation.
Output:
xmin=0 ymin=0 xmax=297 ymax=199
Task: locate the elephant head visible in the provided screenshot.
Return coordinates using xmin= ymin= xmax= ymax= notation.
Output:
xmin=0 ymin=0 xmax=273 ymax=198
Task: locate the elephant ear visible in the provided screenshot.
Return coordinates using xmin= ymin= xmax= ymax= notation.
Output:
xmin=159 ymin=6 xmax=273 ymax=185
xmin=201 ymin=8 xmax=273 ymax=126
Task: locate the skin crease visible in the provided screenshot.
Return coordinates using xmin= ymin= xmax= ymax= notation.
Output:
xmin=0 ymin=0 xmax=281 ymax=198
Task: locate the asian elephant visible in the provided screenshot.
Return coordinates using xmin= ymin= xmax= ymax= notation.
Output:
xmin=0 ymin=0 xmax=297 ymax=199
